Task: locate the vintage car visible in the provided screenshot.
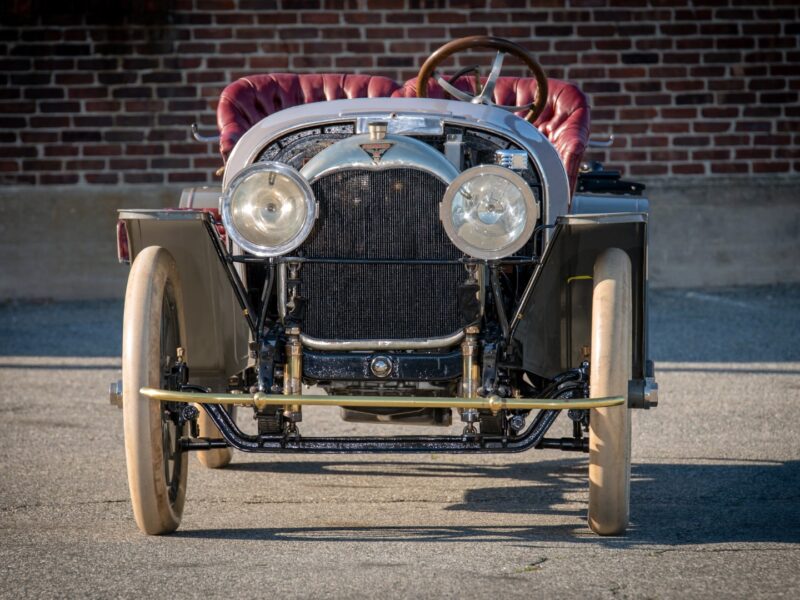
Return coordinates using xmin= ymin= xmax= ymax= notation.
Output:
xmin=111 ymin=36 xmax=657 ymax=536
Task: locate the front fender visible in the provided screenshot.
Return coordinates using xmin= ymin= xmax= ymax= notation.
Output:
xmin=512 ymin=212 xmax=649 ymax=382
xmin=120 ymin=209 xmax=249 ymax=388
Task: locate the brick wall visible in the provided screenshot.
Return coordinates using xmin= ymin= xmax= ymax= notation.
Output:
xmin=1 ymin=0 xmax=798 ymax=186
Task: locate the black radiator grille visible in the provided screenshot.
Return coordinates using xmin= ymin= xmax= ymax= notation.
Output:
xmin=301 ymin=168 xmax=466 ymax=340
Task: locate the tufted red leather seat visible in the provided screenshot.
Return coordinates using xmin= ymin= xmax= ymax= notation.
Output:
xmin=217 ymin=74 xmax=401 ymax=159
xmin=395 ymin=77 xmax=590 ymax=193
xmin=217 ymin=73 xmax=590 ymax=194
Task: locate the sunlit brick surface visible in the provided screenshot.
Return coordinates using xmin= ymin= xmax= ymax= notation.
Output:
xmin=1 ymin=0 xmax=798 ymax=185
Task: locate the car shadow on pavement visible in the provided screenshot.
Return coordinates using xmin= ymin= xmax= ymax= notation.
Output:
xmin=181 ymin=457 xmax=800 ymax=546
xmin=450 ymin=458 xmax=800 ymax=547
xmin=174 ymin=524 xmax=582 ymax=544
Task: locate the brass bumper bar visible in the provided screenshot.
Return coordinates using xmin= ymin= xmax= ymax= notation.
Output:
xmin=140 ymin=387 xmax=623 ymax=412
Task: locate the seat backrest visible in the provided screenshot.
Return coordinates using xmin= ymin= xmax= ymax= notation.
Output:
xmin=217 ymin=73 xmax=590 ymax=193
xmin=217 ymin=73 xmax=401 ymax=159
xmin=394 ymin=77 xmax=590 ymax=193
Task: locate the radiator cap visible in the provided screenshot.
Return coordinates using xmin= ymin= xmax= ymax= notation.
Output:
xmin=368 ymin=121 xmax=388 ymax=141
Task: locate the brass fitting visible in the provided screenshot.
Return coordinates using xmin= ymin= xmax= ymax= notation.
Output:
xmin=368 ymin=121 xmax=388 ymax=141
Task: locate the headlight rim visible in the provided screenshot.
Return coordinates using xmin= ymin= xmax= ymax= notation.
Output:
xmin=221 ymin=161 xmax=316 ymax=258
xmin=440 ymin=164 xmax=539 ymax=260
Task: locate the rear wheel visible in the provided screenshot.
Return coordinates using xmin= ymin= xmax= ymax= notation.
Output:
xmin=588 ymin=248 xmax=633 ymax=535
xmin=123 ymin=247 xmax=188 ymax=535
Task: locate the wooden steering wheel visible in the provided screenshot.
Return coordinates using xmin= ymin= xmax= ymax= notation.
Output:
xmin=416 ymin=36 xmax=549 ymax=124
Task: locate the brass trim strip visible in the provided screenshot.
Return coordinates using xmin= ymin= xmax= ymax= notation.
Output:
xmin=140 ymin=387 xmax=623 ymax=412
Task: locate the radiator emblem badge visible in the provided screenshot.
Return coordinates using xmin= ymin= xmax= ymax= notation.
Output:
xmin=360 ymin=142 xmax=393 ymax=163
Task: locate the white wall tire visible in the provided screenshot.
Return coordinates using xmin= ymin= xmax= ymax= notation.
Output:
xmin=588 ymin=248 xmax=633 ymax=536
xmin=195 ymin=408 xmax=234 ymax=469
xmin=123 ymin=247 xmax=189 ymax=535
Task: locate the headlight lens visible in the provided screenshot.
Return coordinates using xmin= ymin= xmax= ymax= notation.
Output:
xmin=440 ymin=165 xmax=539 ymax=260
xmin=221 ymin=162 xmax=316 ymax=257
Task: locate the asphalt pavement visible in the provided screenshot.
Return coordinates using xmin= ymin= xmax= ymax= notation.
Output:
xmin=1 ymin=285 xmax=799 ymax=598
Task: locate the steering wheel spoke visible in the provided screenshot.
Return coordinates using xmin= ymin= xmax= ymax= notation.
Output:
xmin=435 ymin=72 xmax=477 ymax=102
xmin=475 ymin=51 xmax=505 ymax=104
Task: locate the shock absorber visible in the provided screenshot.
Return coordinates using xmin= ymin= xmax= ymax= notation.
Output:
xmin=460 ymin=324 xmax=480 ymax=435
xmin=283 ymin=325 xmax=303 ymax=430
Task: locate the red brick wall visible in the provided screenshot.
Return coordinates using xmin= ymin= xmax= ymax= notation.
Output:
xmin=1 ymin=0 xmax=798 ymax=186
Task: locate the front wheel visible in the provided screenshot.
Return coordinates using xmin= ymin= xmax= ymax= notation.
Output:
xmin=588 ymin=248 xmax=633 ymax=535
xmin=195 ymin=408 xmax=234 ymax=469
xmin=123 ymin=246 xmax=188 ymax=535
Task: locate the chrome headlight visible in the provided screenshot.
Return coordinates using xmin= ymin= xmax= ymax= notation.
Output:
xmin=221 ymin=162 xmax=316 ymax=257
xmin=440 ymin=165 xmax=539 ymax=260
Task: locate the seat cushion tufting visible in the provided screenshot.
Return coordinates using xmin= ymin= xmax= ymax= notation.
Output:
xmin=394 ymin=76 xmax=590 ymax=193
xmin=217 ymin=73 xmax=401 ymax=159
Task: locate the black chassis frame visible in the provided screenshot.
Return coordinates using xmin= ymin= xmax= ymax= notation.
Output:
xmin=182 ymin=367 xmax=590 ymax=454
xmin=178 ymin=210 xmax=647 ymax=455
